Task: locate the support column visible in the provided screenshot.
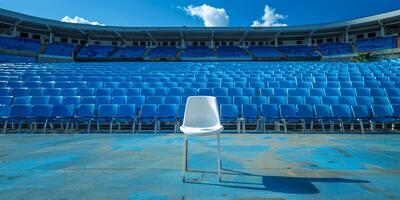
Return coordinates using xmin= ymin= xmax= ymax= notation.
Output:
xmin=49 ymin=32 xmax=54 ymax=43
xmin=12 ymin=26 xmax=17 ymax=37
xmin=274 ymin=37 xmax=278 ymax=47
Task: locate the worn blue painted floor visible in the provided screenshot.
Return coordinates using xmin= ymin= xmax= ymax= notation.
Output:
xmin=0 ymin=134 xmax=399 ymax=200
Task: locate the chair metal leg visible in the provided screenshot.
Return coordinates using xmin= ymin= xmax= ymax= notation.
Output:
xmin=17 ymin=121 xmax=22 ymax=133
xmin=359 ymin=120 xmax=365 ymax=134
xmin=109 ymin=120 xmax=113 ymax=134
xmin=183 ymin=135 xmax=188 ymax=182
xmin=236 ymin=118 xmax=240 ymax=134
xmin=242 ymin=120 xmax=246 ymax=134
xmin=3 ymin=121 xmax=8 ymax=133
xmin=320 ymin=120 xmax=326 ymax=134
xmin=282 ymin=119 xmax=288 ymax=134
xmin=217 ymin=133 xmax=222 ymax=182
xmin=301 ymin=119 xmax=306 ymax=134
xmin=87 ymin=120 xmax=92 ymax=134
xmin=43 ymin=119 xmax=48 ymax=134
xmin=132 ymin=119 xmax=136 ymax=133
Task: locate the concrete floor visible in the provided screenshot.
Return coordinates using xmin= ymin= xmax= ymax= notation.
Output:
xmin=0 ymin=133 xmax=399 ymax=200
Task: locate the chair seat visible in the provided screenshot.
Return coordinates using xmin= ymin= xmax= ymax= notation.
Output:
xmin=180 ymin=125 xmax=224 ymax=136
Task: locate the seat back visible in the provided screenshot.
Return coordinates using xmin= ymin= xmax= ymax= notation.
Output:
xmin=331 ymin=105 xmax=352 ymax=118
xmin=182 ymin=96 xmax=221 ymax=128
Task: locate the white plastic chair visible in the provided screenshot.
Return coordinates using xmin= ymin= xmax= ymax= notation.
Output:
xmin=180 ymin=96 xmax=224 ymax=182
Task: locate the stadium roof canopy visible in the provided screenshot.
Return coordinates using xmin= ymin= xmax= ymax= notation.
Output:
xmin=0 ymin=8 xmax=399 ymax=41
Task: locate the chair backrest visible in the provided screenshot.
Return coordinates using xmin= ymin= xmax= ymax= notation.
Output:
xmin=240 ymin=104 xmax=257 ymax=119
xmin=392 ymin=105 xmax=400 ymax=117
xmin=51 ymin=104 xmax=75 ymax=117
xmin=372 ymin=105 xmax=393 ymax=118
xmin=0 ymin=96 xmax=13 ymax=105
xmin=305 ymin=96 xmax=322 ymax=105
xmin=220 ymin=104 xmax=238 ymax=118
xmin=372 ymin=97 xmax=390 ymax=105
xmin=233 ymin=96 xmax=250 ymax=106
xmin=118 ymin=104 xmax=136 ymax=118
xmin=31 ymin=96 xmax=50 ymax=105
xmin=112 ymin=96 xmax=128 ymax=104
xmin=280 ymin=104 xmax=297 ymax=119
xmin=182 ymin=96 xmax=221 ymax=128
xmin=314 ymin=105 xmax=332 ymax=118
xmin=331 ymin=105 xmax=352 ymax=118
xmin=355 ymin=96 xmax=373 ymax=106
xmin=287 ymin=96 xmax=305 ymax=105
xmin=98 ymin=104 xmax=118 ymax=118
xmin=322 ymin=96 xmax=339 ymax=105
xmin=352 ymin=105 xmax=369 ymax=119
xmin=158 ymin=104 xmax=177 ymax=118
xmin=261 ymin=104 xmax=279 ymax=118
xmin=297 ymin=104 xmax=314 ymax=118
xmin=147 ymin=96 xmax=165 ymax=105
xmin=140 ymin=104 xmax=158 ymax=118
xmin=10 ymin=104 xmax=32 ymax=117
xmin=338 ymin=96 xmax=356 ymax=106
xmin=128 ymin=96 xmax=145 ymax=107
xmin=0 ymin=105 xmax=10 ymax=117
xmin=77 ymin=104 xmax=95 ymax=117
xmin=13 ymin=96 xmax=32 ymax=105
xmin=32 ymin=105 xmax=53 ymax=117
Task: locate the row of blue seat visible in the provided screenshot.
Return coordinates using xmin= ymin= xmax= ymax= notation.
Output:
xmin=1 ymin=103 xmax=398 ymax=134
xmin=2 ymin=95 xmax=400 ymax=107
xmin=2 ymin=80 xmax=400 ymax=88
xmin=1 ymin=87 xmax=400 ymax=97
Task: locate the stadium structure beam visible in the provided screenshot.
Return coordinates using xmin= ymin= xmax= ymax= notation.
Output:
xmin=46 ymin=25 xmax=54 ymax=43
xmin=239 ymin=30 xmax=249 ymax=45
xmin=378 ymin=20 xmax=385 ymax=36
xmin=145 ymin=30 xmax=157 ymax=45
xmin=274 ymin=31 xmax=282 ymax=47
xmin=11 ymin=19 xmax=22 ymax=37
xmin=307 ymin=30 xmax=316 ymax=46
xmin=180 ymin=29 xmax=186 ymax=49
xmin=114 ymin=31 xmax=127 ymax=46
xmin=211 ymin=30 xmax=215 ymax=49
xmin=345 ymin=26 xmax=350 ymax=43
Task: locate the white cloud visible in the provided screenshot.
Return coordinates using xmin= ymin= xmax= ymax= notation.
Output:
xmin=183 ymin=4 xmax=229 ymax=27
xmin=61 ymin=16 xmax=105 ymax=26
xmin=252 ymin=5 xmax=287 ymax=27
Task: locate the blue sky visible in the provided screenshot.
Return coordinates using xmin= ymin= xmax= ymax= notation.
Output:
xmin=0 ymin=0 xmax=399 ymax=27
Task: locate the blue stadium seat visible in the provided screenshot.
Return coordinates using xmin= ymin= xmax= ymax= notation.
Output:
xmin=165 ymin=96 xmax=181 ymax=104
xmin=62 ymin=96 xmax=81 ymax=106
xmin=213 ymin=88 xmax=228 ymax=96
xmin=13 ymin=96 xmax=32 ymax=104
xmin=339 ymin=96 xmax=356 ymax=106
xmin=314 ymin=105 xmax=332 ymax=133
xmin=45 ymin=88 xmax=61 ymax=96
xmin=75 ymin=104 xmax=95 ymax=133
xmin=168 ymin=87 xmax=182 ymax=96
xmin=49 ymin=96 xmax=63 ymax=105
xmin=233 ymin=96 xmax=250 ymax=108
xmin=0 ymin=96 xmax=13 ymax=105
xmin=322 ymin=96 xmax=339 ymax=105
xmin=51 ymin=104 xmax=75 ymax=133
xmin=269 ymin=96 xmax=287 ymax=105
xmin=241 ymin=104 xmax=260 ymax=133
xmin=31 ymin=96 xmax=50 ymax=105
xmin=260 ymin=104 xmax=280 ymax=133
xmin=242 ymin=88 xmax=256 ymax=96
xmin=117 ymin=104 xmax=137 ymax=133
xmin=373 ymin=97 xmax=390 ymax=105
xmin=297 ymin=104 xmax=315 ymax=133
xmin=139 ymin=104 xmax=158 ymax=133
xmin=287 ymin=96 xmax=305 ymax=105
xmin=96 ymin=96 xmax=112 ymax=107
xmin=112 ymin=96 xmax=128 ymax=104
xmin=371 ymin=105 xmax=394 ymax=131
xmin=97 ymin=104 xmax=118 ymax=133
xmin=127 ymin=88 xmax=141 ymax=96
xmin=352 ymin=105 xmax=370 ymax=133
xmin=112 ymin=88 xmax=127 ymax=96
xmin=217 ymin=96 xmax=232 ymax=105
xmin=220 ymin=104 xmax=240 ymax=133
xmin=331 ymin=105 xmax=353 ymax=133
xmin=147 ymin=96 xmax=165 ymax=105
xmin=8 ymin=104 xmax=32 ymax=132
xmin=228 ymin=88 xmax=242 ymax=96
xmin=27 ymin=88 xmax=45 ymax=96
xmin=30 ymin=104 xmax=53 ymax=133
xmin=141 ymin=88 xmax=155 ymax=96
xmin=96 ymin=88 xmax=111 ymax=96
xmin=81 ymin=96 xmax=96 ymax=104
xmin=251 ymin=96 xmax=268 ymax=108
xmin=158 ymin=104 xmax=178 ymax=133
xmin=128 ymin=96 xmax=145 ymax=109
xmin=280 ymin=104 xmax=298 ymax=133
xmin=78 ymin=88 xmax=95 ymax=96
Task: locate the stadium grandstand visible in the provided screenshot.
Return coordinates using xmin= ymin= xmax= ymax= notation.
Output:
xmin=0 ymin=4 xmax=400 ymax=200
